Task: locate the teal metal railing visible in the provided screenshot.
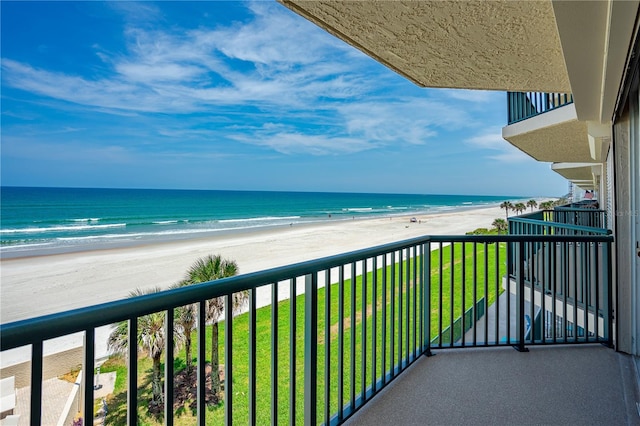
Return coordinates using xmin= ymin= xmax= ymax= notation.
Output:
xmin=507 ymin=91 xmax=574 ymax=124
xmin=509 ymin=207 xmax=608 ymax=236
xmin=0 ymin=234 xmax=613 ymax=425
xmin=507 ymin=209 xmax=612 ymax=347
xmin=554 ymin=206 xmax=607 ymax=229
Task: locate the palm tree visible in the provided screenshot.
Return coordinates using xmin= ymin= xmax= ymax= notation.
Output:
xmin=514 ymin=202 xmax=526 ymax=215
xmin=500 ymin=201 xmax=514 ymax=218
xmin=171 ymin=280 xmax=197 ymax=372
xmin=108 ymin=287 xmax=168 ymax=409
xmin=555 ymin=197 xmax=568 ymax=207
xmin=492 ymin=218 xmax=508 ymax=234
xmin=527 ymin=199 xmax=538 ymax=211
xmin=539 ymin=200 xmax=554 ymax=210
xmin=182 ymin=254 xmax=248 ymax=401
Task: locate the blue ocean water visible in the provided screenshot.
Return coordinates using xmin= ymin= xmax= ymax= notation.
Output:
xmin=0 ymin=187 xmax=519 ymax=258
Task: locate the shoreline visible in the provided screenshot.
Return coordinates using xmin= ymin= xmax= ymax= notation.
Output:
xmin=0 ymin=205 xmax=505 ymax=324
xmin=0 ymin=202 xmax=505 ymax=260
xmin=0 ymin=205 xmax=505 ymax=368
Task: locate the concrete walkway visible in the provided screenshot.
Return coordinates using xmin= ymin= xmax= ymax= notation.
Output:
xmin=345 ymin=345 xmax=640 ymax=425
xmin=14 ymin=377 xmax=74 ymax=426
xmin=11 ymin=371 xmax=115 ymax=426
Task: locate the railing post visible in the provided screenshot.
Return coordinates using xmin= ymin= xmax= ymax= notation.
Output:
xmin=544 ymin=92 xmax=550 ymax=111
xmin=514 ymin=241 xmax=529 ymax=352
xmin=249 ymin=289 xmax=257 ymax=425
xmin=272 ymin=283 xmax=279 ymax=426
xmin=197 ymin=301 xmax=207 ymax=426
xmin=304 ymin=273 xmax=318 ymax=426
xmin=83 ymin=329 xmax=95 ymax=424
xmin=423 ymin=242 xmax=432 ymax=356
xmin=224 ymin=295 xmax=233 ymax=426
xmin=165 ymin=308 xmax=174 ymax=426
xmin=604 ymin=241 xmax=614 ymax=348
xmin=30 ymin=341 xmax=43 ymax=426
xmin=506 ymin=237 xmax=513 ymax=342
xmin=127 ymin=317 xmax=138 ymax=425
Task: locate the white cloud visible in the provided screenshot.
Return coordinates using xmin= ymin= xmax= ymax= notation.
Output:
xmin=1 ymin=59 xmax=173 ymax=113
xmin=2 ymin=137 xmax=135 ymax=163
xmin=1 ymin=2 xmax=372 ymax=116
xmin=1 ymin=2 xmax=506 ymax=160
xmin=442 ymin=89 xmax=503 ymax=103
xmin=488 ymin=150 xmax=532 ymax=162
xmin=466 ymin=131 xmax=531 ymax=162
xmin=221 ymin=95 xmax=477 ymax=155
xmin=466 ymin=132 xmax=506 ymax=150
xmin=233 ymin=131 xmax=375 ymax=156
xmin=107 ymin=2 xmax=163 ymax=24
xmin=339 ymin=98 xmax=473 ymax=145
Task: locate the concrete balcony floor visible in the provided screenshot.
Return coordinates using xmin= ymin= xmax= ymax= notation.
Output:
xmin=345 ymin=345 xmax=640 ymax=425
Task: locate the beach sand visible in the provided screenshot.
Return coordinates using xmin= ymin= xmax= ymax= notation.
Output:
xmin=0 ymin=205 xmax=505 ymax=366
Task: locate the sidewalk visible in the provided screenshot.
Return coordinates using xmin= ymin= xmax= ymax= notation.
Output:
xmin=14 ymin=377 xmax=74 ymax=426
xmin=12 ymin=371 xmax=116 ymax=426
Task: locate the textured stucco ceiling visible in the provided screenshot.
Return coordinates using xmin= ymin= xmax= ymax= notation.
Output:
xmin=552 ymin=165 xmax=595 ymax=182
xmin=280 ymin=0 xmax=570 ymax=92
xmin=503 ymin=119 xmax=594 ymax=163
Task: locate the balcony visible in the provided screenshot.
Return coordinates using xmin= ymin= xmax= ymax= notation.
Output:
xmin=502 ymin=92 xmax=595 ymax=164
xmin=507 ymin=91 xmax=574 ymax=125
xmin=1 ymin=226 xmax=635 ymax=425
xmin=508 ymin=205 xmax=608 ymax=234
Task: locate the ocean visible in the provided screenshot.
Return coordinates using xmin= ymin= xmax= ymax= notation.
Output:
xmin=0 ymin=187 xmax=520 ymax=258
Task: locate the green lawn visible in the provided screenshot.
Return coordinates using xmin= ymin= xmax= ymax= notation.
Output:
xmin=103 ymin=241 xmax=506 ymax=425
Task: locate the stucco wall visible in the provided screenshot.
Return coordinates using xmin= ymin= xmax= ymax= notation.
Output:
xmin=280 ymin=0 xmax=569 ymax=92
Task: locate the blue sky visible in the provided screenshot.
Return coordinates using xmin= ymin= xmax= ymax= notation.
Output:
xmin=1 ymin=1 xmax=567 ymax=196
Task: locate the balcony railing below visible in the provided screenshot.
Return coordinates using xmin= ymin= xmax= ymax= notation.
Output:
xmin=508 ymin=207 xmax=608 ymax=235
xmin=0 ymin=234 xmax=613 ymax=425
xmin=554 ymin=205 xmax=607 ymax=229
xmin=507 ymin=91 xmax=574 ymax=124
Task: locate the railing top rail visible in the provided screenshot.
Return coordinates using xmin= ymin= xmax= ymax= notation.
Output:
xmin=0 ymin=234 xmax=426 ymax=350
xmin=513 ymin=210 xmax=547 ymax=220
xmin=507 ymin=216 xmax=611 ymax=235
xmin=0 ymin=233 xmax=613 ymax=351
xmin=554 ymin=206 xmax=606 ymax=213
xmin=428 ymin=234 xmax=612 ymax=242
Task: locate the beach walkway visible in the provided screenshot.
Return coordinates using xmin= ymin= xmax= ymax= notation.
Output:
xmin=10 ymin=371 xmax=115 ymax=426
xmin=13 ymin=377 xmax=74 ymax=426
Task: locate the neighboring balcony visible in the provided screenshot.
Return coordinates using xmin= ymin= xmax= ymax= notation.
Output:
xmin=2 ymin=222 xmax=637 ymax=425
xmin=508 ymin=205 xmax=608 ymax=234
xmin=507 ymin=91 xmax=574 ymax=125
xmin=502 ymin=91 xmax=596 ymax=164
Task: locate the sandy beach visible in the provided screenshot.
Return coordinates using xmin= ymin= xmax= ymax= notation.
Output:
xmin=0 ymin=205 xmax=504 ymax=367
xmin=1 ymin=205 xmax=504 ymax=324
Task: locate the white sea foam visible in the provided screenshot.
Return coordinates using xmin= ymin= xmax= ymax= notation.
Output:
xmin=343 ymin=208 xmax=373 ymax=212
xmin=218 ymin=216 xmax=301 ymax=223
xmin=0 ymin=242 xmax=54 ymax=250
xmin=0 ymin=223 xmax=126 ymax=234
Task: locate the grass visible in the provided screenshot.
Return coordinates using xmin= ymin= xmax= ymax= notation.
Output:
xmin=58 ymin=364 xmax=82 ymax=383
xmin=103 ymin=241 xmax=506 ymax=425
